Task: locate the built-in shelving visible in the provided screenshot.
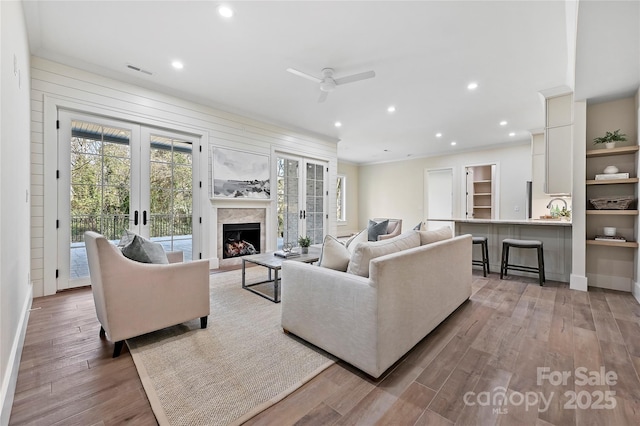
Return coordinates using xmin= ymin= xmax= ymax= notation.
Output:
xmin=586 ymin=178 xmax=638 ymax=185
xmin=586 ymin=239 xmax=639 ymax=248
xmin=586 ymin=210 xmax=639 ymax=215
xmin=586 ymin=145 xmax=639 ymax=158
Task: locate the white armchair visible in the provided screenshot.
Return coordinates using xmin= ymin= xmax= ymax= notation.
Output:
xmin=84 ymin=231 xmax=210 ymax=357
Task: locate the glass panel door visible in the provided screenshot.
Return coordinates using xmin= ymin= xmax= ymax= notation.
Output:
xmin=276 ymin=155 xmax=327 ymax=249
xmin=305 ymin=161 xmax=326 ymax=245
xmin=276 ymin=156 xmax=300 ymax=249
xmin=59 ymin=113 xmax=139 ymax=289
xmin=58 ymin=112 xmax=200 ymax=290
xmin=145 ymin=129 xmax=196 ymax=260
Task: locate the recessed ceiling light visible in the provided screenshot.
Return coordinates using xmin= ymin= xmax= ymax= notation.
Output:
xmin=435 ymin=133 xmax=442 ymax=138
xmin=467 ymin=82 xmax=478 ymax=90
xmin=218 ymin=5 xmax=234 ymax=18
xmin=171 ymin=61 xmax=184 ymax=70
xmin=500 ymin=120 xmax=508 ymax=126
xmin=509 ymin=132 xmax=516 ymax=137
xmin=387 ymin=105 xmax=396 ymax=113
xmin=334 ymin=121 xmax=342 ymax=128
xmin=451 ymin=141 xmax=457 ymax=146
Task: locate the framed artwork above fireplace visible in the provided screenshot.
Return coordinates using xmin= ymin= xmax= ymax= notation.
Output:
xmin=212 ymin=147 xmax=270 ymax=199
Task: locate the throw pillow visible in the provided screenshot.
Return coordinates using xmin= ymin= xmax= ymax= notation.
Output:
xmin=413 ymin=222 xmax=425 ymax=231
xmin=318 ymin=235 xmax=350 ymax=272
xmin=121 ymin=233 xmax=169 ymax=264
xmin=345 ymin=229 xmax=368 ymax=253
xmin=367 ymin=219 xmax=389 ymax=241
xmin=117 ymin=229 xmax=137 ymax=247
xmin=347 ymin=231 xmax=420 ymax=277
xmin=418 ymin=226 xmax=453 ymax=245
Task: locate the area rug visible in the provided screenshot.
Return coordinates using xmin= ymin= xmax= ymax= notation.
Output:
xmin=127 ymin=268 xmax=335 ymax=426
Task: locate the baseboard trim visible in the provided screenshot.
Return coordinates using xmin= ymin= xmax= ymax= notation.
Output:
xmin=633 ymin=281 xmax=640 ymax=304
xmin=570 ymin=274 xmax=588 ymax=292
xmin=1 ymin=285 xmax=32 ymax=425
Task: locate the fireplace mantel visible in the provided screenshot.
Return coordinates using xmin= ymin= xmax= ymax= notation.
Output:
xmin=211 ymin=200 xmax=273 ymax=268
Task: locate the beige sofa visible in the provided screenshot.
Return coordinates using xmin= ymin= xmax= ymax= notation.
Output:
xmin=84 ymin=231 xmax=211 ymax=357
xmin=281 ymin=231 xmax=472 ymax=378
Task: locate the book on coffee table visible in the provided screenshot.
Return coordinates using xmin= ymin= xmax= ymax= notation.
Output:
xmin=594 ymin=235 xmax=627 ymax=242
xmin=273 ymin=250 xmax=300 ymax=258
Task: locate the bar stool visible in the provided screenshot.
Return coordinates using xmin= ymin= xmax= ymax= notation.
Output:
xmin=472 ymin=236 xmax=490 ymax=277
xmin=500 ymin=238 xmax=545 ymax=285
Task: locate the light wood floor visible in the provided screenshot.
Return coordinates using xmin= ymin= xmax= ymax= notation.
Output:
xmin=9 ymin=271 xmax=640 ymax=425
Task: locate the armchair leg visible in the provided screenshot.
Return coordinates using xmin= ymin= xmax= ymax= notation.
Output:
xmin=99 ymin=326 xmax=106 ymax=338
xmin=113 ymin=341 xmax=124 ymax=358
xmin=200 ymin=316 xmax=208 ymax=329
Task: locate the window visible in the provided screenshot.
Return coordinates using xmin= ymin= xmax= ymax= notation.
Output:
xmin=336 ymin=175 xmax=346 ymax=222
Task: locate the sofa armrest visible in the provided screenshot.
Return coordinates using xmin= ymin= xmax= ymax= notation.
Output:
xmin=281 ymin=261 xmax=380 ymax=375
xmin=166 ymin=250 xmax=184 ymax=263
xmin=369 ymin=234 xmax=472 ymax=370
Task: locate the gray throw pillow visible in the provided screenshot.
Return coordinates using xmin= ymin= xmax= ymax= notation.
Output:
xmin=117 ymin=229 xmax=136 ymax=248
xmin=367 ymin=219 xmax=389 ymax=241
xmin=121 ymin=233 xmax=169 ymax=264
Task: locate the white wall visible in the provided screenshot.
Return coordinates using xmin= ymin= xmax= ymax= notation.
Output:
xmin=30 ymin=57 xmax=338 ymax=297
xmin=357 ymin=143 xmax=532 ymax=229
xmin=1 ymin=1 xmax=33 ymax=423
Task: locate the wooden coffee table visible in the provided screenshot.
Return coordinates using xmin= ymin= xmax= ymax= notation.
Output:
xmin=241 ymin=248 xmax=321 ymax=303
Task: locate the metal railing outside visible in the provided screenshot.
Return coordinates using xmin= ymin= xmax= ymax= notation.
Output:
xmin=71 ymin=213 xmax=192 ymax=242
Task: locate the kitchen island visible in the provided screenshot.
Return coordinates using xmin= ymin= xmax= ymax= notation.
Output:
xmin=428 ymin=218 xmax=572 ymax=282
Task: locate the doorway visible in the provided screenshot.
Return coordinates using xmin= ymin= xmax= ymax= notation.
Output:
xmin=425 ymin=168 xmax=454 ymax=230
xmin=57 ymin=111 xmax=200 ymax=290
xmin=465 ymin=164 xmax=497 ymax=219
xmin=276 ymin=154 xmax=327 ymax=249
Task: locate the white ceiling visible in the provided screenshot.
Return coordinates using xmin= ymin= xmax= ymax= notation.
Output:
xmin=22 ymin=1 xmax=639 ymax=164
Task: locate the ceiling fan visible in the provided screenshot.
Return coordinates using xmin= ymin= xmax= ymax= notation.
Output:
xmin=286 ymin=67 xmax=376 ymax=103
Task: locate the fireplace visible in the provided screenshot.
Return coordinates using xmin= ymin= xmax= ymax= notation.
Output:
xmin=223 ymin=223 xmax=261 ymax=258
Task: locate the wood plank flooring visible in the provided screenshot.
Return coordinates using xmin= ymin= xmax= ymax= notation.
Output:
xmin=9 ymin=271 xmax=640 ymax=425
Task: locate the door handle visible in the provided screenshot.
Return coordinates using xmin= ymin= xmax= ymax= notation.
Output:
xmin=303 ymin=210 xmax=306 ymax=219
xmin=143 ymin=210 xmax=147 ymax=226
xmin=299 ymin=210 xmax=303 ymax=219
xmin=134 ymin=210 xmax=139 ymax=225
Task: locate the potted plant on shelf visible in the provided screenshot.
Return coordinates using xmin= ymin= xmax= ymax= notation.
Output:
xmin=593 ymin=129 xmax=627 ymax=149
xmin=298 ymin=235 xmax=311 ymax=254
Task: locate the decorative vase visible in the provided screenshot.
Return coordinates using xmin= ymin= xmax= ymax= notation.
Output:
xmin=301 ymin=247 xmax=309 ymax=254
xmin=605 ymin=142 xmax=616 ymax=149
xmin=604 ymin=165 xmax=619 ymax=174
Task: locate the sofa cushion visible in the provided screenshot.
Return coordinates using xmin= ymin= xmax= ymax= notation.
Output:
xmin=345 ymin=229 xmax=368 ymax=253
xmin=418 ymin=226 xmax=453 ymax=245
xmin=367 ymin=219 xmax=389 ymax=241
xmin=121 ymin=233 xmax=169 ymax=264
xmin=347 ymin=231 xmax=420 ymax=277
xmin=318 ymin=235 xmax=351 ymax=272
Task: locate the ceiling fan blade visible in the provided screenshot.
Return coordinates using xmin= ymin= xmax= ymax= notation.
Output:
xmin=286 ymin=68 xmax=322 ymax=83
xmin=318 ymin=91 xmax=328 ymax=103
xmin=334 ymin=70 xmax=376 ymax=86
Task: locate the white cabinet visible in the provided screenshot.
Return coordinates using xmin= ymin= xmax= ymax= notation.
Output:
xmin=545 ymin=93 xmax=573 ymax=195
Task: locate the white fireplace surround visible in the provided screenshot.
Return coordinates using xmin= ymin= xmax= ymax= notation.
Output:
xmin=212 ymin=201 xmax=273 ymax=268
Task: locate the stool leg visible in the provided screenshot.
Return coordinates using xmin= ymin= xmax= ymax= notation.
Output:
xmin=500 ymin=242 xmax=506 ymax=279
xmin=481 ymin=241 xmax=487 ymax=277
xmin=484 ymin=241 xmax=490 ymax=275
xmin=538 ymin=245 xmax=545 ymax=285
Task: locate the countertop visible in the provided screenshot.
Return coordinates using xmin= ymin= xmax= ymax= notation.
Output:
xmin=429 ymin=218 xmax=572 ymax=227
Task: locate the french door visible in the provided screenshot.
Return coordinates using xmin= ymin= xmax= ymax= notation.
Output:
xmin=57 ymin=111 xmax=200 ymax=290
xmin=276 ymin=155 xmax=327 ymax=249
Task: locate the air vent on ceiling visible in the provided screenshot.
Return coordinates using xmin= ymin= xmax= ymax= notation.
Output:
xmin=126 ymin=64 xmax=153 ymax=76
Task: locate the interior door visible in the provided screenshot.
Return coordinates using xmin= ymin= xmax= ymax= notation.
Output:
xmin=58 ymin=111 xmax=199 ymax=290
xmin=426 ymin=168 xmax=454 ymax=230
xmin=276 ymin=155 xmax=327 ymax=249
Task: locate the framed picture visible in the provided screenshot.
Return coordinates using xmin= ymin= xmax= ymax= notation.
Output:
xmin=212 ymin=147 xmax=271 ymax=199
